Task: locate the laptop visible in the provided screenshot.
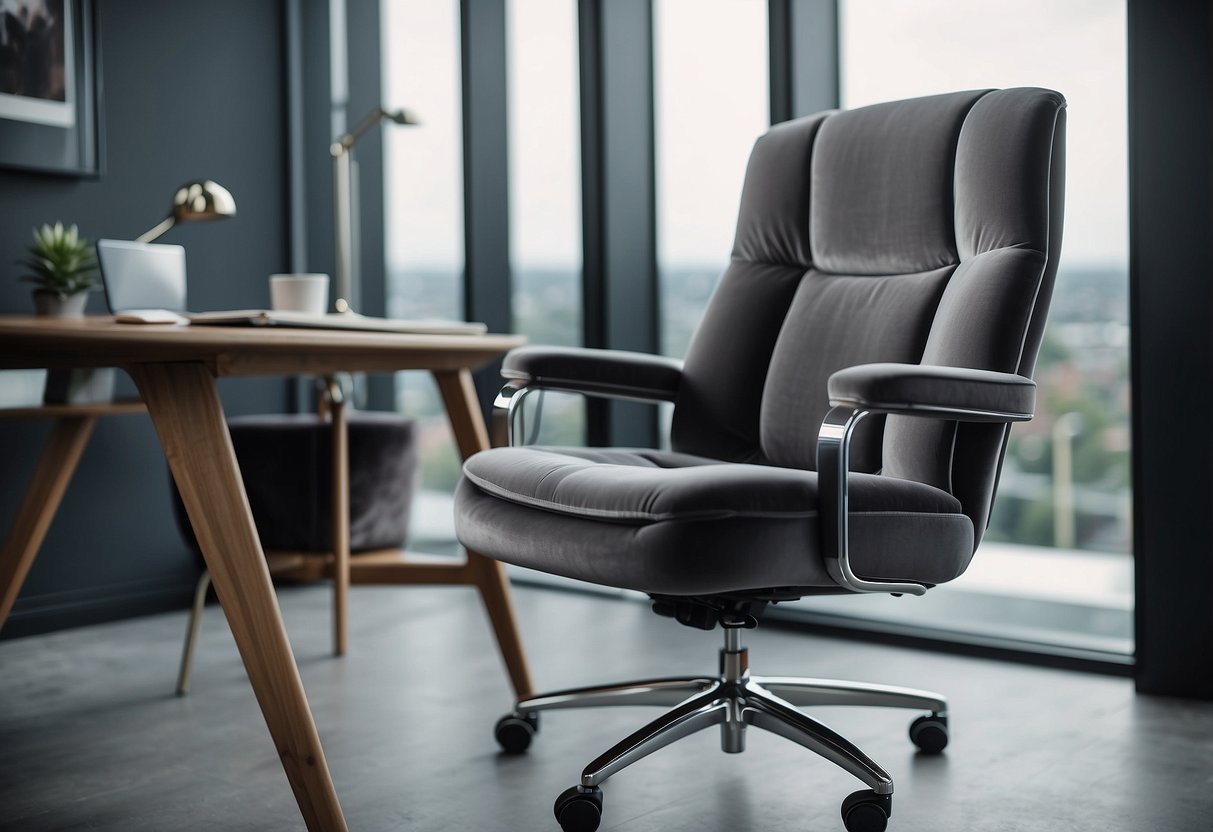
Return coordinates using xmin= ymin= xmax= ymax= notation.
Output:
xmin=96 ymin=239 xmax=189 ymax=323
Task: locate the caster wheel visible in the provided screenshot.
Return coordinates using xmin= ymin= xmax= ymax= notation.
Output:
xmin=909 ymin=713 xmax=948 ymax=754
xmin=494 ymin=711 xmax=540 ymax=754
xmin=554 ymin=785 xmax=603 ymax=832
xmin=841 ymin=789 xmax=891 ymax=832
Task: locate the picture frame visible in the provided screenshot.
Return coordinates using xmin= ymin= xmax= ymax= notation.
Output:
xmin=0 ymin=0 xmax=101 ymax=177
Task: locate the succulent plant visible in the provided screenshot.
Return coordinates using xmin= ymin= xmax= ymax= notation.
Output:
xmin=18 ymin=222 xmax=98 ymax=298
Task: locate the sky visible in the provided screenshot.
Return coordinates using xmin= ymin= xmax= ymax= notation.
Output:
xmin=380 ymin=0 xmax=1127 ymax=272
xmin=381 ymin=0 xmax=464 ymax=274
xmin=841 ymin=0 xmax=1128 ymax=269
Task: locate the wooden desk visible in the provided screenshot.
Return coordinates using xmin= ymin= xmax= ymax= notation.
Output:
xmin=0 ymin=316 xmax=531 ymax=831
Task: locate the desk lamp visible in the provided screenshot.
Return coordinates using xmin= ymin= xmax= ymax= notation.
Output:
xmin=135 ymin=180 xmax=237 ymax=244
xmin=330 ymin=107 xmax=420 ymax=314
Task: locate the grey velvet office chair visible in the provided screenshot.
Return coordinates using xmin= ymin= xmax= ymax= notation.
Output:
xmin=455 ymin=88 xmax=1065 ymax=832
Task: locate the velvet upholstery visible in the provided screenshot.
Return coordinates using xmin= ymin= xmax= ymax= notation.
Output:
xmin=503 ymin=346 xmax=684 ymax=402
xmin=808 ymin=91 xmax=984 ymax=275
xmin=455 ymin=475 xmax=972 ymax=595
xmin=454 ymin=88 xmax=1065 ymax=597
xmin=172 ymin=412 xmax=419 ymax=557
xmin=671 ymin=260 xmax=806 ymax=462
xmin=758 ymin=267 xmax=954 ymax=472
xmin=827 ymin=364 xmax=1036 ymax=418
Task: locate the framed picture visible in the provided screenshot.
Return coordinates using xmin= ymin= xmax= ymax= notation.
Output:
xmin=0 ymin=0 xmax=101 ymax=176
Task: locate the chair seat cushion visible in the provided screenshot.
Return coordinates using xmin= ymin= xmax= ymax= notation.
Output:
xmin=455 ymin=447 xmax=975 ymax=595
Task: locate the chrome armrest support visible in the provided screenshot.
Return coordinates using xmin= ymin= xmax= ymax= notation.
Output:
xmin=493 ymin=381 xmax=538 ymax=447
xmin=817 ymin=405 xmax=930 ymax=596
xmin=818 ymin=391 xmax=1033 ymax=596
xmin=493 ymin=374 xmax=675 ymax=448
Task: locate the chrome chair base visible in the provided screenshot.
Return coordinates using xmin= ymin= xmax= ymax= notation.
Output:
xmin=508 ymin=628 xmax=948 ymax=797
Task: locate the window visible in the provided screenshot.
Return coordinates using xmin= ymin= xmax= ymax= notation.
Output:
xmin=654 ymin=0 xmax=769 ymax=360
xmin=794 ymin=0 xmax=1132 ymax=658
xmin=507 ymin=0 xmax=585 ymax=445
xmin=382 ymin=0 xmax=464 ymax=552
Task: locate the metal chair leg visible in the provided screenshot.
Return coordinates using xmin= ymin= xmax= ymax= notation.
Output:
xmin=176 ymin=570 xmax=212 ymax=696
xmin=743 ymin=682 xmax=894 ymax=794
xmin=579 ymin=686 xmax=729 ymax=787
xmin=517 ymin=676 xmax=718 ymax=713
xmin=750 ymin=675 xmax=947 ymax=713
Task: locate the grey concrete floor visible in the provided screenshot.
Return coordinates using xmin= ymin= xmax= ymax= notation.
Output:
xmin=1 ymin=583 xmax=1210 ymax=832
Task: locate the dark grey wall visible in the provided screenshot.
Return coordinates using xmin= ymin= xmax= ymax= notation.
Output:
xmin=0 ymin=0 xmax=293 ymax=638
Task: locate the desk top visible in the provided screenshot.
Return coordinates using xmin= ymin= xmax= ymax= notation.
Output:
xmin=0 ymin=316 xmax=526 ymax=377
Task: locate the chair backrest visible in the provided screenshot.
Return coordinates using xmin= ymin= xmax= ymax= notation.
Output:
xmin=670 ymin=88 xmax=1066 ymax=545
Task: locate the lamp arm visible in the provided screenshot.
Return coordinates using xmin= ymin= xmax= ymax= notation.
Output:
xmin=135 ymin=216 xmax=176 ymax=245
xmin=331 ymin=107 xmax=388 ymax=155
xmin=329 ymin=106 xmax=417 ymax=313
xmin=332 ymin=150 xmax=354 ymax=312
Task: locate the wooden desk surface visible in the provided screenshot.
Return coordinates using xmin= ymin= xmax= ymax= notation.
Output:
xmin=0 ymin=316 xmax=525 ymax=377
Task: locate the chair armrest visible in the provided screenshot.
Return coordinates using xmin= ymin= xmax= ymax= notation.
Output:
xmin=817 ymin=365 xmax=1034 ymax=597
xmin=493 ymin=347 xmax=682 ymax=447
xmin=502 ymin=346 xmax=684 ymax=403
xmin=827 ymin=363 xmax=1035 ymax=422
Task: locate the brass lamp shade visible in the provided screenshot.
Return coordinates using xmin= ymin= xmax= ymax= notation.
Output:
xmin=136 ymin=180 xmax=237 ymax=244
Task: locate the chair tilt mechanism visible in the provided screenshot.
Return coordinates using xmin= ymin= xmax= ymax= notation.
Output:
xmin=454 ymin=88 xmax=1066 ymax=832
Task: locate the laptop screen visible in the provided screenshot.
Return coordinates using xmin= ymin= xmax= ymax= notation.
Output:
xmin=96 ymin=240 xmax=187 ymax=313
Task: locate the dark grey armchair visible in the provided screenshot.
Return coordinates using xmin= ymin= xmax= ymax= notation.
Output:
xmin=455 ymin=88 xmax=1066 ymax=832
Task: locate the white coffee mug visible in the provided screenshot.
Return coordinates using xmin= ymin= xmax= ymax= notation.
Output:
xmin=270 ymin=273 xmax=329 ymax=315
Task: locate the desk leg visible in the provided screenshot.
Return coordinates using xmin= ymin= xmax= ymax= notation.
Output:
xmin=0 ymin=415 xmax=96 ymax=633
xmin=434 ymin=369 xmax=535 ymax=700
xmin=130 ymin=363 xmax=347 ymax=832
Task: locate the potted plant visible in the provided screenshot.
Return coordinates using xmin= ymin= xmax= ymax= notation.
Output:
xmin=19 ymin=222 xmax=98 ymax=316
xmin=17 ymin=222 xmax=113 ymax=403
